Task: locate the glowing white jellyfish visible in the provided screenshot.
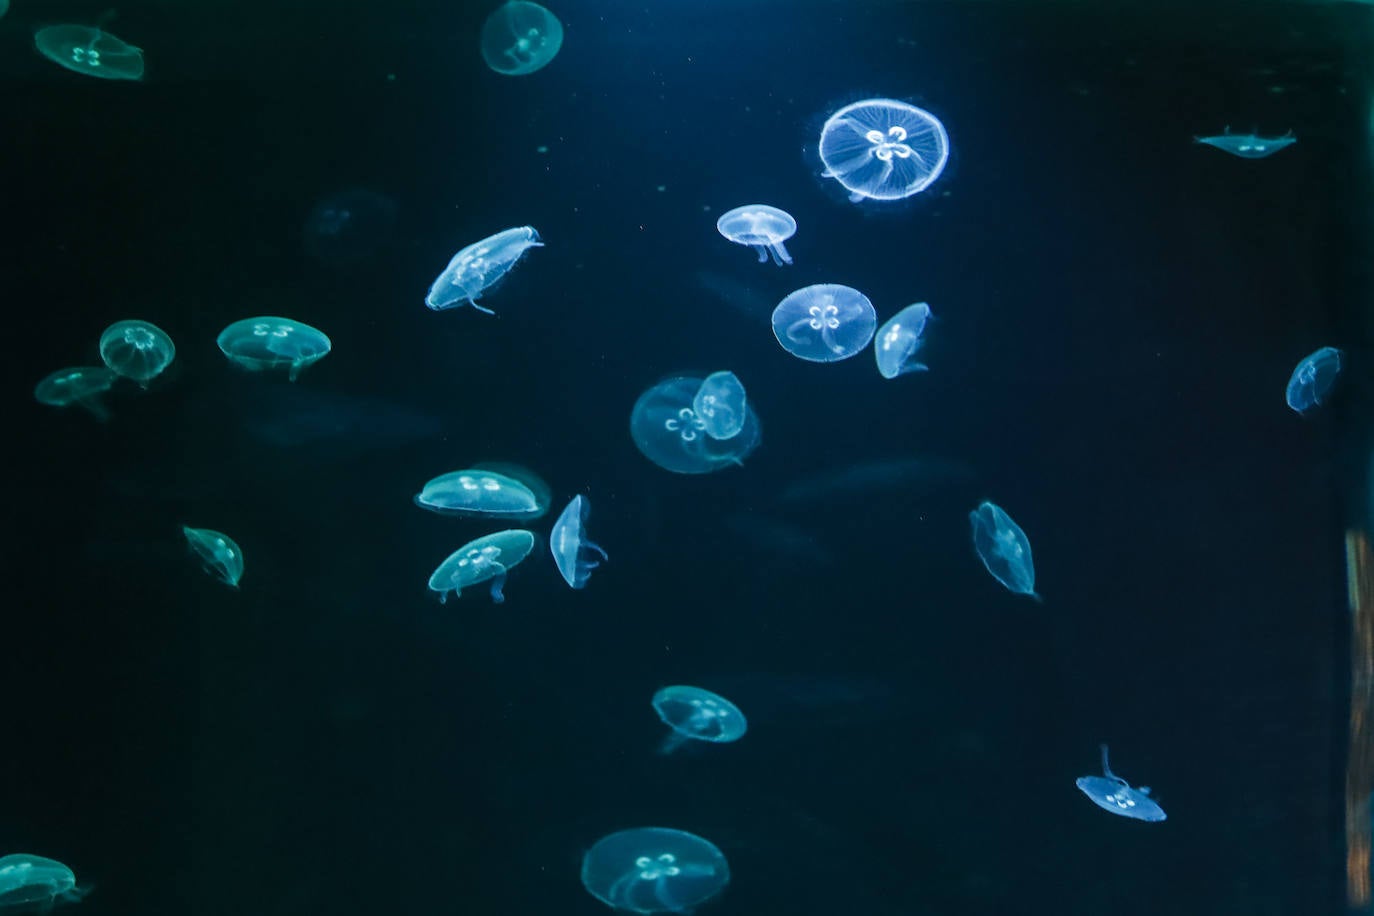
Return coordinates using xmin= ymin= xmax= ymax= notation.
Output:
xmin=818 ymin=98 xmax=949 ymax=202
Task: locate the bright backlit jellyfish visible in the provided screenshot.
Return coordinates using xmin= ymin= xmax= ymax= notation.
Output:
xmin=550 ymin=495 xmax=608 ymax=589
xmin=98 ymin=319 xmax=175 ymax=387
xmin=217 ymin=316 xmax=331 ymax=381
xmin=1286 ymin=345 xmax=1343 ymax=414
xmin=1194 ymin=127 xmax=1296 ymax=159
xmin=34 ymin=25 xmax=144 ymax=81
xmin=34 ymin=367 xmax=117 ymax=421
xmin=0 ymin=854 xmax=85 ymax=909
xmin=428 ymin=529 xmax=536 ymax=604
xmin=818 ymin=98 xmax=949 ymax=202
xmin=692 ymin=371 xmax=747 ymax=440
xmin=581 ymin=827 xmax=730 ymax=914
xmin=772 ymin=284 xmax=876 ymax=362
xmin=182 ymin=525 xmax=244 ymax=588
xmin=652 ymin=685 xmax=747 ymax=755
xmin=414 ymin=469 xmax=545 ymax=519
xmin=875 ymin=302 xmax=932 ymax=379
xmin=969 ymin=500 xmax=1041 ymax=601
xmin=304 ymin=189 xmax=398 ymax=264
xmin=426 ymin=226 xmax=543 ymax=314
xmin=480 ymin=1 xmax=564 ymax=76
xmin=1075 ymin=745 xmax=1167 ymax=822
xmin=630 ymin=376 xmax=761 ymax=474
xmin=715 ymin=205 xmax=796 ymax=265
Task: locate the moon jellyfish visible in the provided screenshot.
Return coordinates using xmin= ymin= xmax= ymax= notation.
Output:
xmin=630 ymin=376 xmax=761 ymax=474
xmin=692 ymin=371 xmax=747 ymax=440
xmin=772 ymin=284 xmax=876 ymax=362
xmin=217 ymin=317 xmax=331 ymax=381
xmin=98 ymin=319 xmax=175 ymax=387
xmin=1286 ymin=345 xmax=1343 ymax=414
xmin=304 ymin=189 xmax=398 ymax=264
xmin=652 ymin=685 xmax=747 ymax=755
xmin=480 ymin=1 xmax=564 ymax=76
xmin=818 ymin=98 xmax=949 ymax=202
xmin=182 ymin=525 xmax=244 ymax=588
xmin=414 ymin=469 xmax=546 ymax=520
xmin=426 ymin=226 xmax=543 ymax=314
xmin=550 ymin=495 xmax=608 ymax=589
xmin=34 ymin=367 xmax=117 ymax=421
xmin=428 ymin=529 xmax=535 ymax=604
xmin=969 ymin=500 xmax=1041 ymax=601
xmin=581 ymin=827 xmax=730 ymax=914
xmin=0 ymin=1 xmax=9 ymax=20
xmin=1194 ymin=128 xmax=1296 ymax=159
xmin=1076 ymin=745 xmax=1167 ymax=822
xmin=715 ymin=205 xmax=796 ymax=266
xmin=0 ymin=854 xmax=85 ymax=909
xmin=34 ymin=25 xmax=144 ymax=81
xmin=874 ymin=302 xmax=932 ymax=379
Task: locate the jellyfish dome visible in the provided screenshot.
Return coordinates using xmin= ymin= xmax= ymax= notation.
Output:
xmin=34 ymin=367 xmax=117 ymax=421
xmin=428 ymin=529 xmax=536 ymax=604
xmin=652 ymin=685 xmax=747 ymax=754
xmin=426 ymin=226 xmax=543 ymax=314
xmin=771 ymin=284 xmax=876 ymax=362
xmin=414 ymin=469 xmax=546 ymax=519
xmin=99 ymin=319 xmax=175 ymax=387
xmin=550 ymin=495 xmax=608 ymax=589
xmin=692 ymin=371 xmax=747 ymax=441
xmin=481 ymin=1 xmax=564 ymax=75
xmin=581 ymin=827 xmax=730 ymax=914
xmin=630 ymin=376 xmax=761 ymax=474
xmin=34 ymin=25 xmax=144 ymax=81
xmin=217 ymin=316 xmax=331 ymax=381
xmin=182 ymin=526 xmax=244 ymax=588
xmin=716 ymin=205 xmax=796 ymax=266
xmin=1286 ymin=345 xmax=1343 ymax=414
xmin=874 ymin=302 xmax=933 ymax=379
xmin=818 ymin=98 xmax=949 ymax=202
xmin=0 ymin=854 xmax=83 ymax=909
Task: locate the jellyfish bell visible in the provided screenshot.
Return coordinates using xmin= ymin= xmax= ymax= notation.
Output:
xmin=99 ymin=319 xmax=176 ymax=388
xmin=550 ymin=495 xmax=608 ymax=589
xmin=182 ymin=525 xmax=244 ymax=588
xmin=426 ymin=226 xmax=543 ymax=314
xmin=414 ymin=468 xmax=546 ymax=520
xmin=816 ymin=98 xmax=949 ymax=203
xmin=652 ymin=685 xmax=747 ymax=755
xmin=874 ymin=302 xmax=933 ymax=379
xmin=34 ymin=24 xmax=144 ymax=81
xmin=0 ymin=854 xmax=87 ymax=909
xmin=630 ymin=376 xmax=761 ymax=474
xmin=581 ymin=827 xmax=730 ymax=914
xmin=216 ymin=316 xmax=331 ymax=381
xmin=715 ymin=205 xmax=796 ymax=265
xmin=480 ymin=1 xmax=564 ymax=75
xmin=692 ymin=372 xmax=747 ymax=441
xmin=771 ymin=284 xmax=876 ymax=362
xmin=34 ymin=366 xmax=117 ymax=421
xmin=428 ymin=529 xmax=536 ymax=604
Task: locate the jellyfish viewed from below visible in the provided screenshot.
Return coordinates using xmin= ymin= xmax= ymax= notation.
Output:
xmin=715 ymin=205 xmax=796 ymax=265
xmin=630 ymin=376 xmax=761 ymax=474
xmin=0 ymin=854 xmax=85 ymax=909
xmin=692 ymin=371 xmax=747 ymax=440
xmin=428 ymin=529 xmax=536 ymax=604
xmin=426 ymin=226 xmax=543 ymax=314
xmin=652 ymin=685 xmax=747 ymax=754
xmin=1075 ymin=745 xmax=1167 ymax=822
xmin=581 ymin=827 xmax=730 ymax=914
xmin=414 ymin=469 xmax=546 ymax=519
xmin=875 ymin=302 xmax=932 ymax=379
xmin=1194 ymin=127 xmax=1295 ymax=159
xmin=550 ymin=495 xmax=608 ymax=589
xmin=772 ymin=284 xmax=876 ymax=362
xmin=34 ymin=367 xmax=117 ymax=421
xmin=819 ymin=98 xmax=949 ymax=202
xmin=182 ymin=526 xmax=244 ymax=588
xmin=34 ymin=25 xmax=144 ymax=81
xmin=1286 ymin=345 xmax=1342 ymax=414
xmin=480 ymin=1 xmax=564 ymax=75
xmin=98 ymin=319 xmax=175 ymax=387
xmin=969 ymin=500 xmax=1040 ymax=601
xmin=217 ymin=316 xmax=331 ymax=381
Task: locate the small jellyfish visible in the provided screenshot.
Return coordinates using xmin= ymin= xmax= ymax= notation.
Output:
xmin=550 ymin=495 xmax=608 ymax=589
xmin=771 ymin=284 xmax=877 ymax=363
xmin=480 ymin=1 xmax=564 ymax=76
xmin=1286 ymin=345 xmax=1343 ymax=414
xmin=428 ymin=529 xmax=536 ymax=604
xmin=34 ymin=25 xmax=144 ymax=81
xmin=969 ymin=500 xmax=1040 ymax=601
xmin=692 ymin=371 xmax=747 ymax=440
xmin=217 ymin=316 xmax=331 ymax=381
xmin=34 ymin=367 xmax=117 ymax=421
xmin=98 ymin=319 xmax=175 ymax=387
xmin=413 ymin=469 xmax=546 ymax=519
xmin=1075 ymin=745 xmax=1167 ymax=822
xmin=715 ymin=205 xmax=796 ymax=265
xmin=630 ymin=376 xmax=761 ymax=474
xmin=304 ymin=189 xmax=398 ymax=264
xmin=818 ymin=98 xmax=950 ymax=202
xmin=581 ymin=827 xmax=730 ymax=914
xmin=874 ymin=302 xmax=932 ymax=379
xmin=652 ymin=685 xmax=747 ymax=755
xmin=426 ymin=226 xmax=543 ymax=314
xmin=182 ymin=525 xmax=244 ymax=588
xmin=0 ymin=854 xmax=85 ymax=909
xmin=1194 ymin=127 xmax=1296 ymax=159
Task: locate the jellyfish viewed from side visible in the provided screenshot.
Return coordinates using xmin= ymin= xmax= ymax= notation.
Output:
xmin=33 ymin=367 xmax=117 ymax=421
xmin=1075 ymin=745 xmax=1167 ymax=822
xmin=34 ymin=24 xmax=144 ymax=81
xmin=969 ymin=500 xmax=1041 ymax=601
xmin=630 ymin=376 xmax=761 ymax=474
xmin=652 ymin=685 xmax=747 ymax=755
xmin=0 ymin=854 xmax=85 ymax=909
xmin=426 ymin=226 xmax=543 ymax=314
xmin=875 ymin=302 xmax=932 ymax=379
xmin=581 ymin=827 xmax=730 ymax=914
xmin=771 ymin=284 xmax=876 ymax=362
xmin=692 ymin=371 xmax=747 ymax=441
xmin=1286 ymin=346 xmax=1343 ymax=414
xmin=99 ymin=319 xmax=175 ymax=387
xmin=428 ymin=529 xmax=536 ymax=604
xmin=182 ymin=525 xmax=244 ymax=588
xmin=414 ymin=469 xmax=546 ymax=519
xmin=1194 ymin=127 xmax=1296 ymax=159
xmin=818 ymin=98 xmax=949 ymax=202
xmin=715 ymin=205 xmax=796 ymax=265
xmin=217 ymin=317 xmax=331 ymax=381
xmin=480 ymin=1 xmax=564 ymax=76
xmin=550 ymin=495 xmax=608 ymax=589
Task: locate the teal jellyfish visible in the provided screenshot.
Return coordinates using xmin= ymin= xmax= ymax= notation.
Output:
xmin=969 ymin=500 xmax=1041 ymax=601
xmin=1194 ymin=127 xmax=1296 ymax=159
xmin=426 ymin=226 xmax=543 ymax=314
xmin=550 ymin=495 xmax=607 ymax=589
xmin=34 ymin=367 xmax=117 ymax=421
xmin=652 ymin=685 xmax=747 ymax=754
xmin=692 ymin=372 xmax=747 ymax=440
xmin=217 ymin=316 xmax=331 ymax=381
xmin=98 ymin=319 xmax=175 ymax=387
xmin=34 ymin=25 xmax=144 ymax=81
xmin=819 ymin=98 xmax=949 ymax=202
xmin=630 ymin=376 xmax=761 ymax=474
xmin=581 ymin=827 xmax=730 ymax=914
xmin=0 ymin=1 xmax=9 ymax=20
xmin=0 ymin=854 xmax=85 ymax=908
xmin=428 ymin=529 xmax=536 ymax=604
xmin=414 ymin=469 xmax=546 ymax=519
xmin=182 ymin=526 xmax=244 ymax=588
xmin=874 ymin=302 xmax=932 ymax=379
xmin=480 ymin=1 xmax=564 ymax=76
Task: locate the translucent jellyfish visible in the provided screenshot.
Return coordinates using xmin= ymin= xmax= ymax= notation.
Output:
xmin=550 ymin=495 xmax=608 ymax=589
xmin=715 ymin=205 xmax=796 ymax=266
xmin=98 ymin=319 xmax=175 ymax=387
xmin=692 ymin=371 xmax=747 ymax=440
xmin=1075 ymin=745 xmax=1167 ymax=822
xmin=969 ymin=500 xmax=1041 ymax=601
xmin=33 ymin=367 xmax=117 ymax=421
xmin=630 ymin=376 xmax=761 ymax=474
xmin=480 ymin=1 xmax=564 ymax=76
xmin=304 ymin=189 xmax=398 ymax=264
xmin=0 ymin=854 xmax=85 ymax=909
xmin=34 ymin=25 xmax=144 ymax=81
xmin=182 ymin=525 xmax=244 ymax=588
xmin=426 ymin=226 xmax=543 ymax=314
xmin=874 ymin=302 xmax=932 ymax=379
xmin=414 ymin=469 xmax=545 ymax=520
xmin=581 ymin=827 xmax=730 ymax=914
xmin=818 ymin=98 xmax=949 ymax=202
xmin=652 ymin=685 xmax=747 ymax=755
xmin=771 ymin=284 xmax=877 ymax=362
xmin=217 ymin=316 xmax=331 ymax=381
xmin=1194 ymin=127 xmax=1296 ymax=159
xmin=1286 ymin=345 xmax=1343 ymax=414
xmin=428 ymin=529 xmax=535 ymax=604
xmin=0 ymin=1 xmax=8 ymax=20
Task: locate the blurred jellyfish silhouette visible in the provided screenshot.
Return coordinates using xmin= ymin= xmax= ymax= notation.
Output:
xmin=818 ymin=98 xmax=949 ymax=202
xmin=716 ymin=205 xmax=796 ymax=265
xmin=34 ymin=24 xmax=144 ymax=80
xmin=581 ymin=827 xmax=730 ymax=914
xmin=1194 ymin=127 xmax=1295 ymax=159
xmin=630 ymin=376 xmax=761 ymax=473
xmin=0 ymin=854 xmax=86 ymax=909
xmin=304 ymin=189 xmax=398 ymax=264
xmin=34 ymin=367 xmax=117 ymax=421
xmin=480 ymin=1 xmax=564 ymax=75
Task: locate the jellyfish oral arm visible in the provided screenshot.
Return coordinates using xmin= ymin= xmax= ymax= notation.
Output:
xmin=468 ymin=298 xmax=496 ymax=316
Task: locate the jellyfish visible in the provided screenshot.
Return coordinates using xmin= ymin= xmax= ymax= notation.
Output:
xmin=0 ymin=1 xmax=9 ymax=20
xmin=550 ymin=495 xmax=608 ymax=589
xmin=1286 ymin=346 xmax=1342 ymax=414
xmin=771 ymin=284 xmax=876 ymax=362
xmin=414 ymin=469 xmax=546 ymax=519
xmin=1194 ymin=127 xmax=1296 ymax=159
xmin=34 ymin=25 xmax=144 ymax=81
xmin=652 ymin=685 xmax=747 ymax=755
xmin=630 ymin=376 xmax=761 ymax=474
xmin=874 ymin=302 xmax=932 ymax=379
xmin=0 ymin=854 xmax=85 ymax=909
xmin=1075 ymin=745 xmax=1167 ymax=822
xmin=33 ymin=367 xmax=117 ymax=421
xmin=426 ymin=226 xmax=543 ymax=314
xmin=715 ymin=205 xmax=796 ymax=266
xmin=581 ymin=827 xmax=730 ymax=914
xmin=818 ymin=98 xmax=949 ymax=202
xmin=216 ymin=317 xmax=331 ymax=381
xmin=304 ymin=189 xmax=398 ymax=264
xmin=428 ymin=529 xmax=536 ymax=604
xmin=969 ymin=500 xmax=1041 ymax=601
xmin=692 ymin=372 xmax=747 ymax=440
xmin=182 ymin=526 xmax=244 ymax=588
xmin=98 ymin=319 xmax=175 ymax=387
xmin=480 ymin=1 xmax=564 ymax=76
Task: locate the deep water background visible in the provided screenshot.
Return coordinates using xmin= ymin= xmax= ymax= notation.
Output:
xmin=1 ymin=0 xmax=1370 ymax=913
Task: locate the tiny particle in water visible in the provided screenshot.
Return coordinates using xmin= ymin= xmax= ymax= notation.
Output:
xmin=537 ymin=145 xmax=549 ymax=153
